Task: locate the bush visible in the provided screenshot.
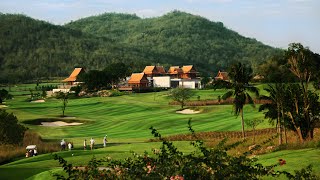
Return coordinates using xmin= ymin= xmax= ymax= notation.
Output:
xmin=0 ymin=109 xmax=27 ymax=145
xmin=53 ymin=120 xmax=318 ymax=179
xmin=0 ymin=89 xmax=13 ymax=104
xmin=70 ymin=85 xmax=82 ymax=96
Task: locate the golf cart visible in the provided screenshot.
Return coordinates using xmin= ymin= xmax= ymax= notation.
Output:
xmin=25 ymin=145 xmax=37 ymax=157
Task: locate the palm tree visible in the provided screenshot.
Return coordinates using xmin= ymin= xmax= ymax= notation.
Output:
xmin=215 ymin=62 xmax=259 ymax=139
xmin=259 ymin=83 xmax=286 ymax=145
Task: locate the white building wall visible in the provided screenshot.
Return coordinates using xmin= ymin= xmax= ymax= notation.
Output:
xmin=179 ymin=81 xmax=195 ymax=89
xmin=153 ymin=76 xmax=171 ymax=88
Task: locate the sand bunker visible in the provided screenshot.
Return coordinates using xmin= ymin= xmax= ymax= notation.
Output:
xmin=40 ymin=121 xmax=83 ymax=127
xmin=0 ymin=105 xmax=8 ymax=108
xmin=176 ymin=109 xmax=200 ymax=114
xmin=30 ymin=100 xmax=45 ymax=103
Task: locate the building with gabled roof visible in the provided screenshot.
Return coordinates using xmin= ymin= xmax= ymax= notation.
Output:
xmin=62 ymin=68 xmax=85 ymax=85
xmin=215 ymin=71 xmax=229 ymax=81
xmin=143 ymin=66 xmax=166 ymax=77
xmin=128 ymin=73 xmax=149 ymax=87
xmin=167 ymin=66 xmax=183 ymax=79
xmin=181 ymin=65 xmax=197 ymax=79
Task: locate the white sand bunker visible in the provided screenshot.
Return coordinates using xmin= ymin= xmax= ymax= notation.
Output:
xmin=30 ymin=100 xmax=45 ymax=103
xmin=40 ymin=121 xmax=83 ymax=127
xmin=0 ymin=105 xmax=8 ymax=108
xmin=176 ymin=108 xmax=200 ymax=114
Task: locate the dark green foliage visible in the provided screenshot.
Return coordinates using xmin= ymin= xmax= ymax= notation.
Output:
xmin=66 ymin=11 xmax=280 ymax=75
xmin=257 ymin=55 xmax=297 ymax=83
xmin=0 ymin=109 xmax=27 ymax=145
xmin=103 ymin=62 xmax=130 ymax=88
xmin=200 ymin=76 xmax=211 ymax=89
xmin=82 ymin=70 xmax=111 ymax=91
xmin=260 ymin=84 xmax=320 ymax=142
xmin=35 ymin=85 xmax=58 ymax=91
xmin=53 ymin=120 xmax=318 ymax=179
xmin=70 ymin=85 xmax=82 ymax=97
xmin=170 ymin=87 xmax=195 ymax=108
xmin=0 ymin=12 xmax=281 ymax=83
xmin=0 ymin=89 xmax=13 ymax=104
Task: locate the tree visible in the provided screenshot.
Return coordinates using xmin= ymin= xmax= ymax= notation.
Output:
xmin=56 ymin=92 xmax=69 ymax=117
xmin=200 ymin=76 xmax=211 ymax=89
xmin=245 ymin=118 xmax=264 ymax=144
xmin=214 ymin=62 xmax=259 ymax=139
xmin=257 ymin=55 xmax=296 ymax=83
xmin=104 ymin=62 xmax=130 ymax=89
xmin=259 ymin=84 xmax=287 ymax=145
xmin=82 ymin=70 xmax=111 ymax=91
xmin=0 ymin=89 xmax=12 ymax=104
xmin=0 ymin=109 xmax=27 ymax=145
xmin=170 ymin=87 xmax=194 ymax=109
xmin=286 ymin=43 xmax=319 ymax=140
xmin=283 ymin=84 xmax=320 ymax=142
xmin=261 ymin=84 xmax=320 ymax=142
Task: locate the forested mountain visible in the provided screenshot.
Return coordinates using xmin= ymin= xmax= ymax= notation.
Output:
xmin=0 ymin=11 xmax=281 ymax=83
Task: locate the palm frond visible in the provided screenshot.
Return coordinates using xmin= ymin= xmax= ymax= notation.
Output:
xmin=222 ymin=90 xmax=234 ymax=100
xmin=213 ymin=80 xmax=232 ymax=90
xmin=246 ymin=92 xmax=255 ymax=107
xmin=245 ymin=85 xmax=259 ymax=97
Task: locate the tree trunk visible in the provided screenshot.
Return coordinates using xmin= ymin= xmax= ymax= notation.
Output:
xmin=287 ymin=112 xmax=304 ymax=143
xmin=297 ymin=129 xmax=304 ymax=143
xmin=241 ymin=109 xmax=245 ymax=139
xmin=277 ymin=105 xmax=282 ymax=145
xmin=281 ymin=107 xmax=287 ymax=144
xmin=253 ymin=126 xmax=255 ymax=143
xmin=284 ymin=126 xmax=288 ymax=144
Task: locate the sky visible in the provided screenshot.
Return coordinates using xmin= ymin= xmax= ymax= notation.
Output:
xmin=1 ymin=0 xmax=319 ymax=53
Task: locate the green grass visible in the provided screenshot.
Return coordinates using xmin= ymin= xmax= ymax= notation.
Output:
xmin=4 ymin=90 xmax=269 ymax=143
xmin=1 ymin=84 xmax=319 ymax=179
xmin=1 ymin=142 xmax=319 ymax=179
xmin=0 ymin=141 xmax=194 ymax=179
xmin=259 ymin=148 xmax=320 ymax=179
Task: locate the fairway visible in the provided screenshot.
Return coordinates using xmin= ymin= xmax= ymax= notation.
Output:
xmin=1 ymin=85 xmax=319 ymax=179
xmin=5 ymin=88 xmax=269 ymax=143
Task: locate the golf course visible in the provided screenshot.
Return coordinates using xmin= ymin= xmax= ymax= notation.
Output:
xmin=0 ymin=83 xmax=319 ymax=179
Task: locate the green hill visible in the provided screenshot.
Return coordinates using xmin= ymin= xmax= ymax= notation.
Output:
xmin=0 ymin=11 xmax=281 ymax=83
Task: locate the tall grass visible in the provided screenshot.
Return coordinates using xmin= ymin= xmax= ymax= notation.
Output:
xmin=0 ymin=131 xmax=59 ymax=164
xmin=153 ymin=128 xmax=320 ymax=155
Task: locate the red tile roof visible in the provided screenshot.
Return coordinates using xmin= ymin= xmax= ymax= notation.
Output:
xmin=143 ymin=66 xmax=166 ymax=75
xmin=143 ymin=66 xmax=156 ymax=74
xmin=168 ymin=66 xmax=183 ymax=74
xmin=63 ymin=68 xmax=84 ymax=82
xmin=215 ymin=71 xmax=229 ymax=80
xmin=182 ymin=65 xmax=194 ymax=73
xmin=128 ymin=73 xmax=149 ymax=84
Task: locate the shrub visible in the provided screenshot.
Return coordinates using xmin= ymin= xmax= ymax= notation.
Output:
xmin=0 ymin=109 xmax=27 ymax=145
